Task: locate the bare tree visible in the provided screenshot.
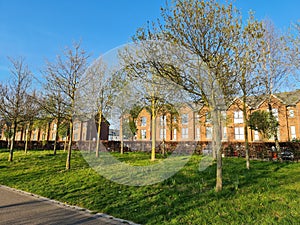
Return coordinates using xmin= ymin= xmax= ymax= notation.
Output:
xmin=44 ymin=41 xmax=89 ymax=170
xmin=79 ymin=58 xmax=119 ymax=157
xmin=0 ymin=57 xmax=32 ymax=161
xmin=38 ymin=90 xmax=68 ymax=155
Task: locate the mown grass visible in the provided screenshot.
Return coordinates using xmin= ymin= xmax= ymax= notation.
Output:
xmin=0 ymin=149 xmax=300 ymax=224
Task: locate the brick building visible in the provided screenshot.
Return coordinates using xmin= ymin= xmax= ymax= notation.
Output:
xmin=135 ymin=90 xmax=300 ymax=143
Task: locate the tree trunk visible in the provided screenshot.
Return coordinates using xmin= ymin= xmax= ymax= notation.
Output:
xmin=24 ymin=125 xmax=29 ymax=154
xmin=8 ymin=122 xmax=17 ymax=162
xmin=53 ymin=120 xmax=60 ymax=155
xmin=151 ymin=99 xmax=156 ymax=161
xmin=268 ymin=103 xmax=280 ymax=152
xmin=64 ymin=134 xmax=67 ymax=152
xmin=120 ymin=116 xmax=124 ymax=154
xmin=243 ymin=97 xmax=250 ymax=170
xmin=96 ymin=111 xmax=102 ymax=158
xmin=66 ymin=121 xmax=73 ymax=170
xmin=212 ymin=109 xmax=222 ymax=192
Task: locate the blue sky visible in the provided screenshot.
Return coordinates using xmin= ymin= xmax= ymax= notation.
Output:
xmin=0 ymin=0 xmax=299 ymax=82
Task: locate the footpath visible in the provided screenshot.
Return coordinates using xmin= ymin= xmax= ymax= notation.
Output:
xmin=0 ymin=185 xmax=139 ymax=225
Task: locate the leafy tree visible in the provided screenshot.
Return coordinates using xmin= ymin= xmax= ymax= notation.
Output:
xmin=248 ymin=110 xmax=279 ymax=140
xmin=44 ymin=41 xmax=89 ymax=170
xmin=134 ymin=0 xmax=246 ymax=191
xmin=257 ymin=20 xmax=292 ymax=152
xmin=233 ymin=13 xmax=265 ymax=169
xmin=0 ymin=57 xmax=33 ymax=161
xmin=120 ymin=41 xmax=185 ymax=161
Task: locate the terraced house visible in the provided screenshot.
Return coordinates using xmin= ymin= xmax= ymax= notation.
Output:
xmin=135 ymin=90 xmax=300 ymax=143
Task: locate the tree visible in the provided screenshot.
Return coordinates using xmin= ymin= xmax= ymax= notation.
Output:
xmin=44 ymin=41 xmax=89 ymax=170
xmin=134 ymin=0 xmax=244 ymax=191
xmin=257 ymin=20 xmax=292 ymax=152
xmin=233 ymin=13 xmax=265 ymax=169
xmin=0 ymin=57 xmax=33 ymax=161
xmin=120 ymin=42 xmax=186 ymax=161
xmin=23 ymin=91 xmax=40 ymax=154
xmin=78 ymin=58 xmax=119 ymax=157
xmin=248 ymin=110 xmax=279 ymax=140
xmin=287 ymin=21 xmax=300 ymax=81
xmin=39 ymin=87 xmax=68 ymax=155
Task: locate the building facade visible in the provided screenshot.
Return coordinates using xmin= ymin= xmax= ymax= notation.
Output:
xmin=135 ymin=90 xmax=300 ymax=143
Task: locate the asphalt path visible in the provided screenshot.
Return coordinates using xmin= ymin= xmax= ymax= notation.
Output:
xmin=0 ymin=185 xmax=138 ymax=225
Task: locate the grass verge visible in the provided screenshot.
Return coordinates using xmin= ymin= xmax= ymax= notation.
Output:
xmin=0 ymin=149 xmax=300 ymax=224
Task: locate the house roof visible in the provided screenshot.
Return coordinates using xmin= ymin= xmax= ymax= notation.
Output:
xmin=274 ymin=89 xmax=300 ymax=106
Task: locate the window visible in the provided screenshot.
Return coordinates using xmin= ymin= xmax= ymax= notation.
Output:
xmin=181 ymin=114 xmax=188 ymax=124
xmin=206 ymin=127 xmax=212 ymax=140
xmin=182 ymin=128 xmax=188 ymax=139
xmin=74 ymin=133 xmax=78 ymax=141
xmin=141 ymin=117 xmax=147 ymax=127
xmin=52 ymin=132 xmax=56 ymax=141
xmin=196 ymin=127 xmax=200 ymax=141
xmin=160 ymin=116 xmax=167 ymax=126
xmin=160 ymin=129 xmax=166 ymax=140
xmin=289 ymin=110 xmax=295 ymax=118
xmin=222 ymin=127 xmax=227 ymax=140
xmin=33 ymin=133 xmax=37 ymax=141
xmin=73 ymin=122 xmax=79 ymax=130
xmin=234 ymin=127 xmax=244 ymax=140
xmin=291 ymin=126 xmax=296 ymax=139
xmin=141 ymin=130 xmax=147 ymax=140
xmin=268 ymin=108 xmax=279 ymax=120
xmin=221 ymin=111 xmax=227 ymax=121
xmin=205 ymin=112 xmax=212 ymax=123
xmin=173 ymin=129 xmax=177 ymax=140
xmin=254 ymin=130 xmax=259 ymax=141
xmin=234 ymin=111 xmax=243 ymax=124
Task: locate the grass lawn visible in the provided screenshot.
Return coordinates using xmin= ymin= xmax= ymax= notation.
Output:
xmin=0 ymin=149 xmax=300 ymax=224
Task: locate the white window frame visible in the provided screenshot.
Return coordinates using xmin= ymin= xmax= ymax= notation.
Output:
xmin=234 ymin=127 xmax=244 ymax=140
xmin=222 ymin=127 xmax=227 ymax=140
xmin=160 ymin=128 xmax=166 ymax=140
xmin=289 ymin=109 xmax=295 ymax=118
xmin=181 ymin=114 xmax=188 ymax=125
xmin=254 ymin=130 xmax=259 ymax=141
xmin=291 ymin=126 xmax=296 ymax=139
xmin=182 ymin=127 xmax=188 ymax=139
xmin=196 ymin=127 xmax=200 ymax=141
xmin=141 ymin=117 xmax=147 ymax=127
xmin=160 ymin=116 xmax=167 ymax=126
xmin=234 ymin=111 xmax=244 ymax=124
xmin=206 ymin=127 xmax=212 ymax=140
xmin=173 ymin=129 xmax=177 ymax=140
xmin=141 ymin=129 xmax=147 ymax=140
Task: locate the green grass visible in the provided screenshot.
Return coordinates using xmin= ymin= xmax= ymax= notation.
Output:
xmin=0 ymin=149 xmax=300 ymax=224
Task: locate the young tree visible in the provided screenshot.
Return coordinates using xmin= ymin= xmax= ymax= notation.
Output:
xmin=23 ymin=91 xmax=40 ymax=154
xmin=0 ymin=57 xmax=32 ymax=161
xmin=44 ymin=41 xmax=89 ymax=170
xmin=121 ymin=45 xmax=185 ymax=161
xmin=233 ymin=13 xmax=265 ymax=169
xmin=39 ymin=89 xmax=68 ymax=155
xmin=258 ymin=20 xmax=292 ymax=152
xmin=135 ymin=0 xmax=244 ymax=191
xmin=78 ymin=58 xmax=119 ymax=157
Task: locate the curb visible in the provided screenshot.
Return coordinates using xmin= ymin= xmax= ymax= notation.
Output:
xmin=0 ymin=185 xmax=140 ymax=225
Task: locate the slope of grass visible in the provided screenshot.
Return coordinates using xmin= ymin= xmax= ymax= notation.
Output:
xmin=0 ymin=149 xmax=299 ymax=224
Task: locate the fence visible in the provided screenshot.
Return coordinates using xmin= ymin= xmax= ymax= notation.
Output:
xmin=1 ymin=140 xmax=299 ymax=161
